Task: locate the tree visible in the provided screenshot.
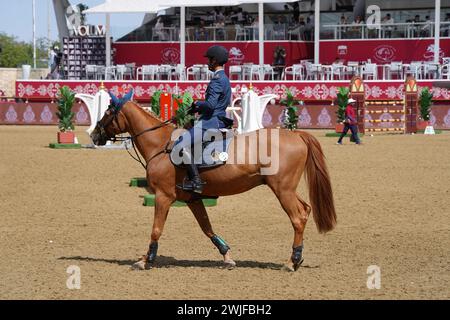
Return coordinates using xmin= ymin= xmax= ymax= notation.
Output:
xmin=0 ymin=33 xmax=33 ymax=68
xmin=419 ymin=87 xmax=433 ymax=121
xmin=0 ymin=33 xmax=54 ymax=68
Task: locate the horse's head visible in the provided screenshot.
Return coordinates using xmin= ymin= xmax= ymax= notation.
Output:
xmin=90 ymin=89 xmax=133 ymax=146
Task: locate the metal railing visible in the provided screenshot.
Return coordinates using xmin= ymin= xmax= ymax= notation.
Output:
xmin=322 ymin=21 xmax=450 ymax=40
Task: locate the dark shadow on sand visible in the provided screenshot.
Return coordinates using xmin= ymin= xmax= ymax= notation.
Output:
xmin=57 ymin=255 xmax=312 ymax=270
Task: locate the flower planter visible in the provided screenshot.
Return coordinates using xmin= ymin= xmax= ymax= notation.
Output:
xmin=57 ymin=131 xmax=75 ymax=144
xmin=417 ymin=120 xmax=429 ymax=131
xmin=335 ymin=123 xmax=344 ymax=133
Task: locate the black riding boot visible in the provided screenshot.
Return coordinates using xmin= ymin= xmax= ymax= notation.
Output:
xmin=176 ymin=149 xmax=206 ymax=194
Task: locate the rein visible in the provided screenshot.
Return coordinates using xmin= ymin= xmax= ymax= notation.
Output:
xmin=103 ymin=109 xmax=175 ymax=170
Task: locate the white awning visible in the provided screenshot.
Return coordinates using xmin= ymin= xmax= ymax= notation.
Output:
xmin=84 ymin=0 xmax=168 ymax=14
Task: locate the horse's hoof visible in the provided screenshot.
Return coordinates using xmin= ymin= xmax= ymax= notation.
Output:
xmin=294 ymin=259 xmax=304 ymax=271
xmin=131 ymin=260 xmax=146 ymax=270
xmin=282 ymin=263 xmax=295 ymax=272
xmin=131 ymin=259 xmax=153 ymax=271
xmin=223 ymin=259 xmax=236 ymax=269
xmin=282 ymin=259 xmax=303 ymax=272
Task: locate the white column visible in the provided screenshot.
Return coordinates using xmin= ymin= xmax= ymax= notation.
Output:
xmin=314 ymin=0 xmax=320 ymax=64
xmin=106 ymin=13 xmax=111 ymax=67
xmin=32 ymin=0 xmax=36 ymax=69
xmin=434 ymin=0 xmax=441 ymax=63
xmin=181 ymin=6 xmax=186 ymax=68
xmin=258 ymin=2 xmax=264 ymax=66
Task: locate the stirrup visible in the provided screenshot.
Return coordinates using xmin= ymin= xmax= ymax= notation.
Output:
xmin=176 ymin=178 xmax=205 ymax=193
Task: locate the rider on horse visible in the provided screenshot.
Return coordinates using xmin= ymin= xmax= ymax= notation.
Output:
xmin=176 ymin=45 xmax=232 ymax=194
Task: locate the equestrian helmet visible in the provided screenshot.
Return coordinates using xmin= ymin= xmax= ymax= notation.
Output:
xmin=204 ymin=45 xmax=229 ymax=65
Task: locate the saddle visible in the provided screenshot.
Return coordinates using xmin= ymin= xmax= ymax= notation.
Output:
xmin=169 ymin=128 xmax=235 ymax=169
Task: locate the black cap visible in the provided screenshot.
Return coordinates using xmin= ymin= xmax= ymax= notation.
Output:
xmin=204 ymin=45 xmax=228 ymax=65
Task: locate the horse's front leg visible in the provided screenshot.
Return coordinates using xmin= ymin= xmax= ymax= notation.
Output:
xmin=132 ymin=193 xmax=173 ymax=270
xmin=187 ymin=200 xmax=236 ymax=269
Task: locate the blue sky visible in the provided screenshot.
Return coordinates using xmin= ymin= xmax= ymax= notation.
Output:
xmin=0 ymin=0 xmax=144 ymax=42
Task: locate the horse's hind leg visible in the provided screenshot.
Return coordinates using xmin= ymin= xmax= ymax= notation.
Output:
xmin=274 ymin=191 xmax=311 ymax=272
xmin=187 ymin=200 xmax=236 ymax=269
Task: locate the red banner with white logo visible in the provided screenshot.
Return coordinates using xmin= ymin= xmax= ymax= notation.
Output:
xmin=320 ymin=39 xmax=450 ymax=64
xmin=113 ymin=41 xmax=313 ymax=67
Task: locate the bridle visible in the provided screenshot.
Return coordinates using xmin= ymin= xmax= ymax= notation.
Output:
xmin=96 ymin=105 xmax=174 ymax=169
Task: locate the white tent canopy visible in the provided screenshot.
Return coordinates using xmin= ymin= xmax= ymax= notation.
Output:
xmin=83 ymin=0 xmax=322 ymax=68
xmin=84 ymin=0 xmax=168 ymax=13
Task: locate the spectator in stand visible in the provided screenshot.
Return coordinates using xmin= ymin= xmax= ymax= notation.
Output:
xmin=441 ymin=13 xmax=450 ymax=36
xmin=350 ymin=15 xmax=364 ymax=39
xmin=382 ymin=13 xmax=394 ymax=38
xmin=304 ymin=16 xmax=314 ymax=40
xmin=421 ymin=15 xmax=432 ymax=37
xmin=272 ymin=46 xmax=287 ymax=80
xmin=195 ymin=20 xmax=209 ymax=41
xmin=338 ymin=14 xmax=348 ymax=39
xmin=273 ymin=15 xmax=287 ymax=40
xmin=412 ymin=14 xmax=422 ymax=37
xmin=214 ymin=14 xmax=226 ymax=40
xmin=154 ymin=17 xmax=168 ymax=41
xmin=288 ymin=15 xmax=306 ymax=40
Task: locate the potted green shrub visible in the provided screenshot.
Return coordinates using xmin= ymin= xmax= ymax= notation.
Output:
xmin=280 ymin=89 xmax=298 ymax=130
xmin=418 ymin=87 xmax=433 ymax=130
xmin=335 ymin=87 xmax=349 ymax=133
xmin=56 ymin=86 xmax=76 ymax=144
xmin=173 ymin=91 xmax=195 ymax=128
xmin=150 ymin=90 xmax=162 ymax=117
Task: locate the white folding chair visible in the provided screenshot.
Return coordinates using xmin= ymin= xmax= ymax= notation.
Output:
xmin=235 ymin=25 xmax=248 ymax=41
xmin=283 ymin=64 xmax=304 ymax=80
xmin=229 ymin=65 xmax=242 ymax=80
xmin=85 ymin=65 xmax=96 ymax=80
xmin=361 ymin=63 xmax=378 ymax=80
xmin=136 ymin=65 xmax=157 ymax=80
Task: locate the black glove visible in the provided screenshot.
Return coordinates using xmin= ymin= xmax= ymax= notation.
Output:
xmin=188 ymin=102 xmax=197 ymax=114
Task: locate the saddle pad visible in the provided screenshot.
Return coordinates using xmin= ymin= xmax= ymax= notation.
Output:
xmin=170 ymin=130 xmax=234 ymax=169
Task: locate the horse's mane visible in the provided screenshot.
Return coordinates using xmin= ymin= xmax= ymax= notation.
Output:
xmin=125 ymin=100 xmax=175 ymax=128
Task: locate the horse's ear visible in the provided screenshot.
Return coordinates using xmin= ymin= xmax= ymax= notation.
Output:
xmin=122 ymin=88 xmax=134 ymax=103
xmin=108 ymin=92 xmax=120 ymax=108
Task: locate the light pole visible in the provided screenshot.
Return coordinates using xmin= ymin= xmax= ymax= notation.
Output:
xmin=32 ymin=0 xmax=36 ymax=69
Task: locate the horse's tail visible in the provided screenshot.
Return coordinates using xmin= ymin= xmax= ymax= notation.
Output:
xmin=297 ymin=131 xmax=337 ymax=233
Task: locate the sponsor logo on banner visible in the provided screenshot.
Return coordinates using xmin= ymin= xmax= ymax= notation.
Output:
xmin=373 ymin=45 xmax=396 ymax=63
xmin=423 ymin=44 xmax=444 ymax=61
xmin=229 ymin=47 xmax=245 ymax=65
xmin=23 ymin=105 xmax=36 ymax=123
xmin=337 ymin=45 xmax=347 ymax=56
xmin=161 ymin=48 xmax=180 ymax=64
xmin=40 ymin=105 xmax=53 ymax=123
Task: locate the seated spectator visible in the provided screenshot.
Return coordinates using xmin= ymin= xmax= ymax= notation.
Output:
xmin=194 ymin=20 xmax=209 ymax=41
xmin=338 ymin=14 xmax=348 ymax=38
xmin=382 ymin=13 xmax=394 ymax=38
xmin=214 ymin=15 xmax=226 ymax=40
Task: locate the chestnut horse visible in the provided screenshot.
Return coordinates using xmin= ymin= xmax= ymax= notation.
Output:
xmin=91 ymin=100 xmax=336 ymax=271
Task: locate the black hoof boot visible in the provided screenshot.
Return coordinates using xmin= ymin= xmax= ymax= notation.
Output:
xmin=292 ymin=244 xmax=304 ymax=271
